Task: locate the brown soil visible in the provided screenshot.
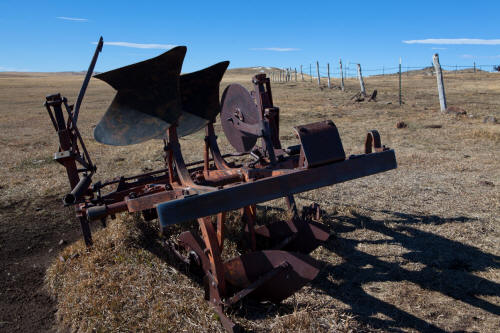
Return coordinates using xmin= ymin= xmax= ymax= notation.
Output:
xmin=0 ymin=196 xmax=81 ymax=332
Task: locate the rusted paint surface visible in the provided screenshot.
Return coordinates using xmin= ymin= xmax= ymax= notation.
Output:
xmin=45 ymin=47 xmax=397 ymax=333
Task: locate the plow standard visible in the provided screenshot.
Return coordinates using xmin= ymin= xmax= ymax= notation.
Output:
xmin=44 ymin=38 xmax=397 ymax=332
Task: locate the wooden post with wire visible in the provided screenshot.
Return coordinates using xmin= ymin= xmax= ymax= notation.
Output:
xmin=316 ymin=61 xmax=320 ymax=86
xmin=357 ymin=63 xmax=366 ymax=96
xmin=294 ymin=68 xmax=297 ymax=81
xmin=327 ymin=63 xmax=331 ymax=88
xmin=399 ymin=57 xmax=402 ymax=106
xmin=432 ymin=53 xmax=447 ymax=112
xmin=339 ymin=58 xmax=344 ymax=91
xmin=310 ymin=64 xmax=312 ymax=82
xmin=300 ymin=65 xmax=304 ymax=81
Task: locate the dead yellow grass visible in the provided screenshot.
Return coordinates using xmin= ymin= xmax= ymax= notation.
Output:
xmin=46 ymin=212 xmax=366 ymax=332
xmin=1 ymin=69 xmax=499 ymax=332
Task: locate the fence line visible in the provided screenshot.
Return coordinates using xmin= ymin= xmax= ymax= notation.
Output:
xmin=267 ymin=62 xmax=499 ymax=83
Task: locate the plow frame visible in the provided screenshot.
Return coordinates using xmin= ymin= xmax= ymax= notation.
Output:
xmin=44 ymin=41 xmax=397 ymax=332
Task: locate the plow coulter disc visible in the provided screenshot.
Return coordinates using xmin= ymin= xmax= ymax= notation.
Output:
xmin=220 ymin=84 xmax=260 ymax=153
xmin=224 ymin=250 xmax=320 ymax=304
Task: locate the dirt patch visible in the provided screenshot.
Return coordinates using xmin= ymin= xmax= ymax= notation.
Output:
xmin=0 ymin=196 xmax=81 ymax=332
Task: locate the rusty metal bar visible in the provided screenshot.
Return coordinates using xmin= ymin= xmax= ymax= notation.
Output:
xmin=157 ymin=149 xmax=396 ymax=227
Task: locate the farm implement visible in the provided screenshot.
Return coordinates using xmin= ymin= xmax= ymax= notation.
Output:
xmin=44 ymin=38 xmax=397 ymax=332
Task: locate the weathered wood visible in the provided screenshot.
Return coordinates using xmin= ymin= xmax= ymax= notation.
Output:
xmin=310 ymin=64 xmax=312 ymax=82
xmin=316 ymin=61 xmax=320 ymax=86
xmin=327 ymin=63 xmax=331 ymax=88
xmin=300 ymin=65 xmax=304 ymax=81
xmin=357 ymin=63 xmax=366 ymax=96
xmin=432 ymin=53 xmax=447 ymax=112
xmin=399 ymin=57 xmax=402 ymax=106
xmin=339 ymin=58 xmax=344 ymax=91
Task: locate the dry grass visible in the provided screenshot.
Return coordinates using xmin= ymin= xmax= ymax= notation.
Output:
xmin=1 ymin=68 xmax=499 ymax=332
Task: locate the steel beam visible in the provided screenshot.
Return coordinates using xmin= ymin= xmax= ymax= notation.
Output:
xmin=157 ymin=150 xmax=397 ymax=227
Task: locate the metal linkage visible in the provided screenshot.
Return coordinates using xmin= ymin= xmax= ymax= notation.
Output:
xmin=45 ymin=41 xmax=397 ymax=333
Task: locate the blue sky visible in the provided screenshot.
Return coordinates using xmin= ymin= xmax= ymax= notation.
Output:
xmin=1 ymin=0 xmax=499 ymax=73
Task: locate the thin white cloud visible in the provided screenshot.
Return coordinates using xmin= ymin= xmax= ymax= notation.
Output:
xmin=57 ymin=16 xmax=88 ymax=22
xmin=461 ymin=54 xmax=500 ymax=59
xmin=94 ymin=41 xmax=176 ymax=49
xmin=0 ymin=66 xmax=30 ymax=71
xmin=403 ymin=38 xmax=500 ymax=45
xmin=250 ymin=47 xmax=300 ymax=52
xmin=432 ymin=47 xmax=447 ymax=50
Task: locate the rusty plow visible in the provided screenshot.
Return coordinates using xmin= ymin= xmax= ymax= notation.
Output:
xmin=44 ymin=39 xmax=397 ymax=332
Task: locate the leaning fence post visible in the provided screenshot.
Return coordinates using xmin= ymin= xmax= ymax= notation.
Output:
xmin=357 ymin=64 xmax=366 ymax=96
xmin=316 ymin=61 xmax=320 ymax=86
xmin=339 ymin=58 xmax=345 ymax=91
xmin=327 ymin=63 xmax=331 ymax=88
xmin=432 ymin=53 xmax=447 ymax=112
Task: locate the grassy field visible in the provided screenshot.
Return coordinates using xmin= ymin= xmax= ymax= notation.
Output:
xmin=0 ymin=68 xmax=499 ymax=332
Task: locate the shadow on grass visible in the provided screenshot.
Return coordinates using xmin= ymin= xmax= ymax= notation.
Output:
xmin=314 ymin=210 xmax=500 ymax=332
xmin=135 ymin=208 xmax=499 ymax=332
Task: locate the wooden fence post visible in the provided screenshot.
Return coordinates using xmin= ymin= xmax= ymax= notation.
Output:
xmin=432 ymin=53 xmax=447 ymax=112
xmin=316 ymin=61 xmax=320 ymax=86
xmin=473 ymin=62 xmax=476 ymax=73
xmin=300 ymin=65 xmax=304 ymax=81
xmin=327 ymin=63 xmax=331 ymax=88
xmin=294 ymin=68 xmax=297 ymax=81
xmin=339 ymin=58 xmax=344 ymax=91
xmin=399 ymin=58 xmax=402 ymax=106
xmin=357 ymin=63 xmax=366 ymax=96
xmin=310 ymin=64 xmax=312 ymax=82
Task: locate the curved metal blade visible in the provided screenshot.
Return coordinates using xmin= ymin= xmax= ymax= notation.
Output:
xmin=220 ymin=84 xmax=259 ymax=153
xmin=224 ymin=250 xmax=320 ymax=303
xmin=176 ymin=61 xmax=230 ymax=137
xmin=93 ymin=46 xmax=186 ymax=145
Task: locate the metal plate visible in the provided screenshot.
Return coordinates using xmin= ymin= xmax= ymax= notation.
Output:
xmin=224 ymin=250 xmax=320 ymax=303
xmin=220 ymin=84 xmax=259 ymax=153
xmin=251 ymin=218 xmax=330 ymax=254
xmin=94 ymin=46 xmax=186 ymax=145
xmin=294 ymin=120 xmax=346 ymax=167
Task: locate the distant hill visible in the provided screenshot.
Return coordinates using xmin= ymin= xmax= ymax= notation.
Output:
xmin=227 ymin=66 xmax=280 ymax=75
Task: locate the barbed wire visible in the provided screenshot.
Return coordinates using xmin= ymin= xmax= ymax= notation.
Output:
xmin=267 ymin=62 xmax=498 ymax=80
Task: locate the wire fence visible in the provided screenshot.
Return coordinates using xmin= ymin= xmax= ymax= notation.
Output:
xmin=268 ymin=62 xmax=499 ymax=83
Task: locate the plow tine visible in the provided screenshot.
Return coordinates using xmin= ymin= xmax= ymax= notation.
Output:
xmin=250 ymin=217 xmax=330 ymax=254
xmin=224 ymin=250 xmax=320 ymax=304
